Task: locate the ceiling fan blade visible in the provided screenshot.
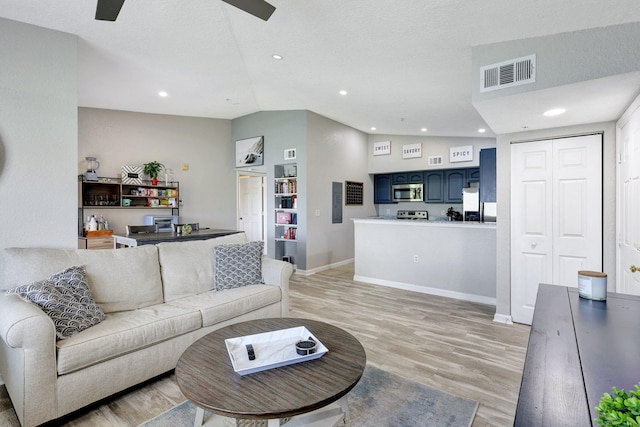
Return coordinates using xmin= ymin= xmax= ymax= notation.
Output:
xmin=221 ymin=0 xmax=276 ymax=21
xmin=95 ymin=0 xmax=126 ymax=21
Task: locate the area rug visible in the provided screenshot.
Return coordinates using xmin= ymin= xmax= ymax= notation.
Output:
xmin=139 ymin=365 xmax=478 ymax=427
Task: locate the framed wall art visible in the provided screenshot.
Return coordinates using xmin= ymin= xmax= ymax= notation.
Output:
xmin=450 ymin=145 xmax=473 ymax=162
xmin=121 ymin=165 xmax=143 ymax=184
xmin=235 ymin=136 xmax=264 ymax=168
xmin=373 ymin=141 xmax=391 ymax=156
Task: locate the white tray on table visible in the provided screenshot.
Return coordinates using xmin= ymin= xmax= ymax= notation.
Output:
xmin=225 ymin=326 xmax=328 ymax=375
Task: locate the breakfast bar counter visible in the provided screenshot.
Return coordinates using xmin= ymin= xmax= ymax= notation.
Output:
xmin=352 ymin=218 xmax=496 ymax=304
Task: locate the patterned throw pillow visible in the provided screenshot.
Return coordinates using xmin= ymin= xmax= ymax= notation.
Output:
xmin=214 ymin=241 xmax=264 ymax=291
xmin=5 ymin=266 xmax=106 ymax=339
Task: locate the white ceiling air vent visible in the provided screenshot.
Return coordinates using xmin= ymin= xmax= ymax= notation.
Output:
xmin=480 ymin=54 xmax=536 ymax=93
xmin=428 ymin=156 xmax=443 ymax=166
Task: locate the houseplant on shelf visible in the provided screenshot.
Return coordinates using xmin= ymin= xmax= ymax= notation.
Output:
xmin=143 ymin=161 xmax=164 ymax=185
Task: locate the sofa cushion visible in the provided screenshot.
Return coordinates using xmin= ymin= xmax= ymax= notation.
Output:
xmin=214 ymin=241 xmax=264 ymax=291
xmin=0 ymin=246 xmax=163 ymax=313
xmin=55 ymin=303 xmax=201 ymax=375
xmin=5 ymin=266 xmax=105 ymax=339
xmin=167 ymin=284 xmax=281 ymax=327
xmin=157 ymin=233 xmax=247 ymax=301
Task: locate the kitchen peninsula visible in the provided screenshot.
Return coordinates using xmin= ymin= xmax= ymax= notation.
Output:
xmin=353 ymin=218 xmax=496 ymax=304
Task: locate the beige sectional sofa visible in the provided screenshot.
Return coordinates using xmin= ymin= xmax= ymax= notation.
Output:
xmin=0 ymin=232 xmax=293 ymax=427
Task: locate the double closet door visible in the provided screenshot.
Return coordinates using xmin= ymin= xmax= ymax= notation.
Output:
xmin=511 ymin=134 xmax=602 ymax=325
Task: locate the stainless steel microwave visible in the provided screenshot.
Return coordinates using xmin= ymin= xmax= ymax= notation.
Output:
xmin=392 ymin=184 xmax=423 ymax=202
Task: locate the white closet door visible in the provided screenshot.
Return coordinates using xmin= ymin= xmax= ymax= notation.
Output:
xmin=511 ymin=135 xmax=602 ymax=325
xmin=619 ymin=106 xmax=640 ymax=295
xmin=552 ymin=135 xmax=603 ymax=285
xmin=511 ymin=140 xmax=553 ymax=325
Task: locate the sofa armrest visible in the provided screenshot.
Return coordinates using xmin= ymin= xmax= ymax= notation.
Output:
xmin=0 ymin=294 xmax=58 ymax=427
xmin=261 ymin=257 xmax=293 ymax=316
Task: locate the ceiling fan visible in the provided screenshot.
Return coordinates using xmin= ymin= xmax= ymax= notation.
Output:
xmin=95 ymin=0 xmax=276 ymax=22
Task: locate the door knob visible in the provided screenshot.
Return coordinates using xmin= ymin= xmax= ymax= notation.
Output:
xmin=631 ymin=265 xmax=639 ymax=273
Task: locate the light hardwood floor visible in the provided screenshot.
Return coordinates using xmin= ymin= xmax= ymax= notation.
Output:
xmin=0 ymin=264 xmax=530 ymax=426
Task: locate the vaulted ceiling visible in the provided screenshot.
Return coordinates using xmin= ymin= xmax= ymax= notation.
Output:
xmin=1 ymin=0 xmax=640 ymax=137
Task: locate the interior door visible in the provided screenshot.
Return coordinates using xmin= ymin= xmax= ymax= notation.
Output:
xmin=511 ymin=140 xmax=553 ymax=325
xmin=619 ymin=106 xmax=640 ymax=295
xmin=511 ymin=135 xmax=602 ymax=324
xmin=552 ymin=135 xmax=603 ymax=285
xmin=238 ymin=174 xmax=264 ymax=242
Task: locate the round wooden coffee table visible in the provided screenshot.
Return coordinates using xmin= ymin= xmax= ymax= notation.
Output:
xmin=175 ymin=318 xmax=366 ymax=427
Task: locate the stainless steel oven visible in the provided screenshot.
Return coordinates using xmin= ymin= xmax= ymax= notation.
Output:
xmin=392 ymin=184 xmax=423 ymax=202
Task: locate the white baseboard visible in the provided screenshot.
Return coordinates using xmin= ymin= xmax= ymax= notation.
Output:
xmin=294 ymin=259 xmax=354 ymax=276
xmin=353 ymin=275 xmax=497 ymax=306
xmin=492 ymin=313 xmax=514 ymax=325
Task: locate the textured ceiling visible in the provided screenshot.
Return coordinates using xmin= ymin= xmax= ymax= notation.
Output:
xmin=1 ymin=0 xmax=640 ymax=137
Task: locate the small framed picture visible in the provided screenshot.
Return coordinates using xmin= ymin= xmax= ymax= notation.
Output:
xmin=122 ymin=165 xmax=143 ymax=184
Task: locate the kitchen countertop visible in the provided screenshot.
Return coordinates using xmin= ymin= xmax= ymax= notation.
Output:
xmin=352 ymin=217 xmax=496 ymax=229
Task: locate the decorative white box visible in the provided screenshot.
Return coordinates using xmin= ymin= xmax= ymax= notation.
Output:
xmin=225 ymin=326 xmax=328 ymax=375
xmin=122 ymin=165 xmax=143 ymax=184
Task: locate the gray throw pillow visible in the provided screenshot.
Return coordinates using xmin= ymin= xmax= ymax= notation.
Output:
xmin=214 ymin=241 xmax=264 ymax=291
xmin=5 ymin=265 xmax=106 ymax=339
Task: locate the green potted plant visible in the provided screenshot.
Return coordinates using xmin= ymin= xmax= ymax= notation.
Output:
xmin=143 ymin=161 xmax=164 ymax=185
xmin=595 ymin=384 xmax=640 ymax=426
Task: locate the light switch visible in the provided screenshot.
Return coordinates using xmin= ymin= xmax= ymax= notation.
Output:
xmin=315 ymin=209 xmax=321 ymax=217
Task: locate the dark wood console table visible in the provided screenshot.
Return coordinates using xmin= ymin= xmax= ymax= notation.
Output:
xmin=515 ymin=284 xmax=640 ymax=426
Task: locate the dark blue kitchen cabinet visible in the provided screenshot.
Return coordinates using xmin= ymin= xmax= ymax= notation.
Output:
xmin=444 ymin=169 xmax=465 ymax=203
xmin=408 ymin=172 xmax=424 ymax=183
xmin=374 ymin=174 xmax=394 ymax=204
xmin=392 ymin=172 xmax=423 ymax=184
xmin=480 ymin=148 xmax=496 ymax=202
xmin=467 ymin=168 xmax=480 ymax=183
xmin=424 ymin=171 xmax=444 ymax=203
xmin=392 ymin=173 xmax=408 ymax=184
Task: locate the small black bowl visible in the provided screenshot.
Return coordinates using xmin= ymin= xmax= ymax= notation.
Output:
xmin=295 ymin=339 xmax=317 ymax=356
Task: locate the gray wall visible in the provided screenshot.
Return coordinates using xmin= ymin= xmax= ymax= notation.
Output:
xmin=231 ymin=110 xmax=375 ymax=272
xmin=367 ymin=134 xmax=496 ymax=174
xmin=494 ymin=121 xmax=617 ymax=320
xmin=306 ymin=111 xmax=375 ymax=271
xmin=0 ymin=18 xmax=78 ymax=249
xmin=78 ymin=108 xmax=235 ymax=233
xmin=231 ymin=111 xmax=308 ymax=268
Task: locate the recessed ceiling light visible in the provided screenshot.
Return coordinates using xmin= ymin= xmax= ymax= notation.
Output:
xmin=272 ymin=54 xmax=283 ymax=60
xmin=339 ymin=90 xmax=348 ymax=96
xmin=543 ymin=108 xmax=566 ymax=117
xmin=158 ymin=91 xmax=168 ymax=98
xmin=421 ymin=128 xmax=428 ymax=132
xmin=478 ymin=128 xmax=486 ymax=133
xmin=370 ymin=127 xmax=376 ymax=131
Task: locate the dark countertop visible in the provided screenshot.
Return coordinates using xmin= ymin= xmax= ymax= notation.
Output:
xmin=113 ymin=229 xmax=241 ymax=246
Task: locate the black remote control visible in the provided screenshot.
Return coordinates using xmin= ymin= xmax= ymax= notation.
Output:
xmin=246 ymin=344 xmax=255 ymax=360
